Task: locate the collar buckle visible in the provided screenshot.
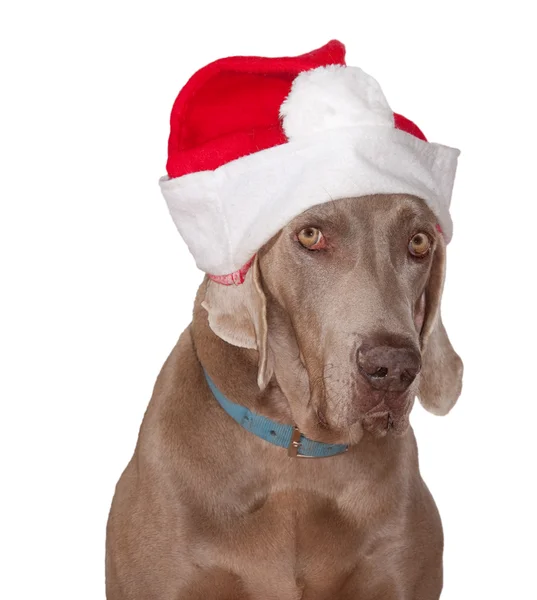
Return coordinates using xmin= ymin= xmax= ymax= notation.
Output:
xmin=288 ymin=426 xmax=302 ymax=458
xmin=288 ymin=425 xmax=349 ymax=459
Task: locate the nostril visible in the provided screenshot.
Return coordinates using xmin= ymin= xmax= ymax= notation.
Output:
xmin=372 ymin=367 xmax=388 ymax=379
xmin=400 ymin=369 xmax=417 ymax=384
xmin=358 ymin=341 xmax=421 ymax=391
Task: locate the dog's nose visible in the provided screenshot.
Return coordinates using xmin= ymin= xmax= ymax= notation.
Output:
xmin=358 ymin=344 xmax=421 ymax=392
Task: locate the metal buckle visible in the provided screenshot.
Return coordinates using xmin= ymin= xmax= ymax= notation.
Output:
xmin=288 ymin=426 xmax=302 ymax=458
xmin=288 ymin=426 xmax=325 ymax=459
xmin=287 ymin=425 xmax=349 ymax=459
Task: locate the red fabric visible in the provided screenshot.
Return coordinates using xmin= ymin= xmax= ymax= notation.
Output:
xmin=166 ymin=40 xmax=347 ymax=178
xmin=166 ymin=41 xmax=427 ymax=179
xmin=208 ymin=255 xmax=255 ymax=286
xmin=394 ymin=113 xmax=427 ymax=141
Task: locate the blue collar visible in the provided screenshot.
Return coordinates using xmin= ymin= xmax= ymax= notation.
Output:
xmin=204 ymin=370 xmax=348 ymax=459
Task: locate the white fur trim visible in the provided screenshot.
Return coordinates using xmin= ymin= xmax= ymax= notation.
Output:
xmin=160 ymin=126 xmax=459 ymax=276
xmin=280 ymin=66 xmax=394 ymax=139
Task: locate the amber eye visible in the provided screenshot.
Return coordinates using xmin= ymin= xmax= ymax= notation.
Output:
xmin=408 ymin=232 xmax=431 ymax=257
xmin=297 ymin=227 xmax=325 ymax=250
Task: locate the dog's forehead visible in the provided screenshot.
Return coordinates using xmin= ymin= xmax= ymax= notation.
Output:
xmin=288 ymin=194 xmax=436 ymax=230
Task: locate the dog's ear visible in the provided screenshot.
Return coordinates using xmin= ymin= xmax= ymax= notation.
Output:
xmin=201 ymin=255 xmax=273 ymax=390
xmin=417 ymin=234 xmax=463 ymax=415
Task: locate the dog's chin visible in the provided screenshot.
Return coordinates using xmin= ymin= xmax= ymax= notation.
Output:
xmin=320 ymin=392 xmax=415 ymax=441
xmin=361 ymin=407 xmax=411 ymax=437
xmin=360 ymin=393 xmax=415 ymax=437
xmin=303 ymin=386 xmax=415 ymax=445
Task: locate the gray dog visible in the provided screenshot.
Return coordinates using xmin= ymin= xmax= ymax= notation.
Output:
xmin=106 ymin=194 xmax=462 ymax=599
xmin=107 ymin=39 xmax=462 ymax=599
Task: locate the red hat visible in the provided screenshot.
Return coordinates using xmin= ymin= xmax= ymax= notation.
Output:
xmin=160 ymin=40 xmax=459 ymax=283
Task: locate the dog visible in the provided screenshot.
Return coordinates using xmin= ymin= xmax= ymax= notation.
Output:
xmin=106 ymin=193 xmax=463 ymax=599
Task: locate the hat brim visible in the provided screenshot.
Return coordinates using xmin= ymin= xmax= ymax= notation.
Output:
xmin=160 ymin=126 xmax=459 ymax=276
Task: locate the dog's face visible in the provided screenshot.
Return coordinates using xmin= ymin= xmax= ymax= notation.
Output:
xmin=203 ymin=195 xmax=463 ymax=444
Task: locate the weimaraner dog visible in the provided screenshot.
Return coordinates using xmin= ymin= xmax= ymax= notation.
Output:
xmin=106 ymin=193 xmax=463 ymax=599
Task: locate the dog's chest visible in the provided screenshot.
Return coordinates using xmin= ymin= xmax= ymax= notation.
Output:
xmin=198 ymin=488 xmax=376 ymax=600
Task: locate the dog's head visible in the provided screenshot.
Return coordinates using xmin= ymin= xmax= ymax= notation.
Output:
xmin=202 ymin=194 xmax=462 ymax=443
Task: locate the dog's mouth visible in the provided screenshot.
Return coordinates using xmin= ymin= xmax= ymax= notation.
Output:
xmin=314 ymin=394 xmax=414 ymax=441
xmin=362 ymin=409 xmax=404 ymax=437
xmin=361 ymin=397 xmax=413 ymax=437
xmin=311 ymin=371 xmax=416 ymax=441
xmin=338 ymin=390 xmax=415 ymax=434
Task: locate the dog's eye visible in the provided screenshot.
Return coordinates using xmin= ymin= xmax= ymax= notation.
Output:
xmin=408 ymin=232 xmax=431 ymax=257
xmin=297 ymin=227 xmax=325 ymax=250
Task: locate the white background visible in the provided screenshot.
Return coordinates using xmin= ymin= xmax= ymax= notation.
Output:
xmin=1 ymin=1 xmax=536 ymax=598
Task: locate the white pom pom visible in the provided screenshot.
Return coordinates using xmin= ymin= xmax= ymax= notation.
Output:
xmin=280 ymin=65 xmax=394 ymax=140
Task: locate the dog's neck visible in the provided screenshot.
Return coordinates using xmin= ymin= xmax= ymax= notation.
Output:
xmin=191 ymin=287 xmax=295 ymax=426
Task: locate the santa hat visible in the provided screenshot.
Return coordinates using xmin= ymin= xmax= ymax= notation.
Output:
xmin=159 ymin=40 xmax=459 ymax=285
